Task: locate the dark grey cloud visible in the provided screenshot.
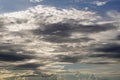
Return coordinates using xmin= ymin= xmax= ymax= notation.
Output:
xmin=33 ymin=23 xmax=115 ymax=36
xmin=33 ymin=23 xmax=71 ymax=37
xmin=42 ymin=36 xmax=93 ymax=43
xmin=0 ymin=52 xmax=33 ymax=62
xmin=94 ymin=43 xmax=120 ymax=53
xmin=87 ymin=62 xmax=114 ymax=64
xmin=91 ymin=43 xmax=120 ymax=59
xmin=0 ymin=44 xmax=21 ymax=51
xmin=90 ymin=53 xmax=120 ymax=59
xmin=14 ymin=63 xmax=43 ymax=69
xmin=70 ymin=24 xmax=115 ymax=33
xmin=0 ymin=44 xmax=34 ymax=62
xmin=116 ymin=35 xmax=120 ymax=40
xmin=56 ymin=55 xmax=82 ymax=63
xmin=32 ymin=22 xmax=115 ymax=44
xmin=0 ymin=44 xmax=32 ymax=54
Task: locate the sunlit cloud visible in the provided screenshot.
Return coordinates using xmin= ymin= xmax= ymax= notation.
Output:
xmin=92 ymin=1 xmax=108 ymax=6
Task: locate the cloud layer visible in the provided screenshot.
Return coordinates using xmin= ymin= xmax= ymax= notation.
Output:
xmin=0 ymin=5 xmax=120 ymax=71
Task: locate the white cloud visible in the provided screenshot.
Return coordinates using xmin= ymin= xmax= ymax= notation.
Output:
xmin=30 ymin=0 xmax=43 ymax=3
xmin=1 ymin=5 xmax=101 ymax=25
xmin=107 ymin=10 xmax=120 ymax=19
xmin=107 ymin=10 xmax=120 ymax=29
xmin=92 ymin=1 xmax=108 ymax=6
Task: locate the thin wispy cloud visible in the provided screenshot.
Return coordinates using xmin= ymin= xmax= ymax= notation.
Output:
xmin=30 ymin=0 xmax=43 ymax=3
xmin=92 ymin=1 xmax=108 ymax=6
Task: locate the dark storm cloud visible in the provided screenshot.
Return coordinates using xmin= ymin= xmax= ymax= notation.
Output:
xmin=14 ymin=63 xmax=43 ymax=69
xmin=91 ymin=43 xmax=120 ymax=59
xmin=94 ymin=43 xmax=120 ymax=53
xmin=32 ymin=22 xmax=115 ymax=43
xmin=33 ymin=23 xmax=115 ymax=36
xmin=0 ymin=44 xmax=34 ymax=62
xmin=0 ymin=51 xmax=33 ymax=62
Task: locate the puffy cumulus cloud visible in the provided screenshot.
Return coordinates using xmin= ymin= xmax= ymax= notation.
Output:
xmin=1 ymin=5 xmax=101 ymax=25
xmin=0 ymin=5 xmax=120 ymax=73
xmin=92 ymin=1 xmax=108 ymax=6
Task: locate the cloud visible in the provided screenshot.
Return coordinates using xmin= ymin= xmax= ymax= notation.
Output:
xmin=33 ymin=22 xmax=115 ymax=34
xmin=56 ymin=55 xmax=80 ymax=63
xmin=30 ymin=0 xmax=43 ymax=3
xmin=92 ymin=1 xmax=108 ymax=6
xmin=0 ymin=53 xmax=33 ymax=62
xmin=88 ymin=43 xmax=120 ymax=63
xmin=32 ymin=22 xmax=115 ymax=44
xmin=93 ymin=43 xmax=120 ymax=53
xmin=43 ymin=36 xmax=93 ymax=43
xmin=55 ymin=54 xmax=85 ymax=63
xmin=90 ymin=53 xmax=120 ymax=59
xmin=116 ymin=35 xmax=120 ymax=40
xmin=0 ymin=44 xmax=34 ymax=62
xmin=14 ymin=63 xmax=44 ymax=69
xmin=107 ymin=10 xmax=120 ymax=26
xmin=33 ymin=23 xmax=71 ymax=37
xmin=0 ymin=4 xmax=119 ymax=70
xmin=1 ymin=5 xmax=101 ymax=25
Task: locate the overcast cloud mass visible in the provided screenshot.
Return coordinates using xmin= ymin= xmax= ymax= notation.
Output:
xmin=0 ymin=0 xmax=120 ymax=80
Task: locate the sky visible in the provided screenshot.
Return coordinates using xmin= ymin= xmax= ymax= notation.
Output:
xmin=0 ymin=0 xmax=120 ymax=13
xmin=0 ymin=0 xmax=120 ymax=79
